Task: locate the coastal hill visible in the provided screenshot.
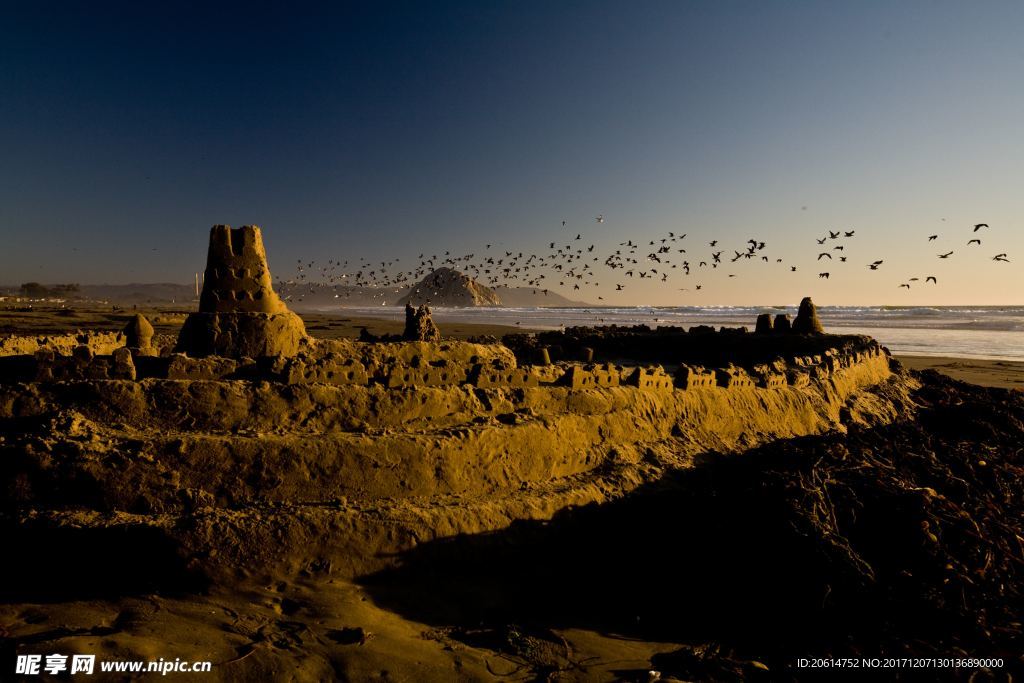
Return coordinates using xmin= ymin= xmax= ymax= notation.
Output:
xmin=394 ymin=267 xmax=591 ymax=307
xmin=395 ymin=267 xmax=501 ymax=307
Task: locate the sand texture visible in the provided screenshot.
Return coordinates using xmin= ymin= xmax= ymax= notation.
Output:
xmin=1 ymin=304 xmax=1022 ymax=680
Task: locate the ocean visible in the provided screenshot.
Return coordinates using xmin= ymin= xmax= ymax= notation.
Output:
xmin=329 ymin=305 xmax=1024 ymax=362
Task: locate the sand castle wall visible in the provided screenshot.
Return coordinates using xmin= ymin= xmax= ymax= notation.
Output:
xmin=1 ymin=343 xmax=894 ymax=507
xmin=0 ymin=332 xmax=910 ymax=583
xmin=0 ymin=331 xmax=125 ymax=357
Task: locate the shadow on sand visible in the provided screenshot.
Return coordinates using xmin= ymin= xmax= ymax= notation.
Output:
xmin=359 ymin=375 xmax=1024 ymax=678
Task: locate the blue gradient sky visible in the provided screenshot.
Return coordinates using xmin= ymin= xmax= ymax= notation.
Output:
xmin=1 ymin=1 xmax=1021 ymax=305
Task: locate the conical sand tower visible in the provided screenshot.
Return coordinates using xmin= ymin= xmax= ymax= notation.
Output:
xmin=176 ymin=225 xmax=307 ymax=358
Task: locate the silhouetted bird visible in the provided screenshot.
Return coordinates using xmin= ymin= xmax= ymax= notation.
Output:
xmin=974 ymin=223 xmax=988 ymax=231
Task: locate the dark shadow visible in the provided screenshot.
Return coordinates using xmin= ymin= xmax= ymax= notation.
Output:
xmin=359 ymin=453 xmax=866 ymax=658
xmin=359 ymin=376 xmax=1024 ymax=675
xmin=0 ymin=521 xmax=208 ymax=603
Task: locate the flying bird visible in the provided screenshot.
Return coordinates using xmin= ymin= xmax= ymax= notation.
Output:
xmin=928 ymin=235 xmax=938 ymax=241
xmin=817 ymin=253 xmax=832 ymax=260
xmin=595 ymin=215 xmax=604 ymax=223
xmin=926 ymin=276 xmax=937 ymax=283
xmin=967 ymin=239 xmax=981 ymax=245
xmin=938 ymin=251 xmax=953 ymax=258
xmin=974 ymin=223 xmax=988 ymax=232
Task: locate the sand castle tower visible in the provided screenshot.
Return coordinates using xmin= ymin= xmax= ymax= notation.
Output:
xmin=175 ymin=225 xmax=307 ymax=358
xmin=123 ymin=313 xmax=156 ymax=356
xmin=792 ymin=297 xmax=825 ymax=334
xmin=403 ymin=303 xmax=441 ymax=342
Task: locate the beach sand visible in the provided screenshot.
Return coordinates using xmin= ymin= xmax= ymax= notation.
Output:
xmin=0 ymin=305 xmax=525 ymax=341
xmin=896 ymin=355 xmax=1024 ymax=390
xmin=2 ymin=304 xmax=1022 ymax=677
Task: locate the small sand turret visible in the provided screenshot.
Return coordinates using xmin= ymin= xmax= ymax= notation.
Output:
xmin=755 ymin=313 xmax=774 ymax=334
xmin=773 ymin=313 xmax=792 ymax=333
xmin=792 ymin=297 xmax=825 ymax=334
xmin=403 ymin=303 xmax=441 ymax=342
xmin=123 ymin=313 xmax=155 ymax=354
xmin=176 ymin=225 xmax=307 ymax=358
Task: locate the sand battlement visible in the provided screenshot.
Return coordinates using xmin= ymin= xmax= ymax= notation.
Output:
xmin=0 ymin=333 xmax=889 ymax=393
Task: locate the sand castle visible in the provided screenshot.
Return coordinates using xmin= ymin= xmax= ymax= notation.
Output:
xmin=175 ymin=224 xmax=308 ymax=358
xmin=0 ymin=228 xmax=914 ymax=600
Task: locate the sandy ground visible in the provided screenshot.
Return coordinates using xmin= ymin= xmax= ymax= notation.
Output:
xmin=0 ymin=305 xmax=525 ymax=341
xmin=896 ymin=355 xmax=1024 ymax=390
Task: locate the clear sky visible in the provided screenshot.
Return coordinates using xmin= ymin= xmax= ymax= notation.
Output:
xmin=1 ymin=1 xmax=1021 ymax=305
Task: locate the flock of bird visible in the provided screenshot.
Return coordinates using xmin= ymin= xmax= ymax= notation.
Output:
xmin=277 ymin=216 xmax=1012 ymax=304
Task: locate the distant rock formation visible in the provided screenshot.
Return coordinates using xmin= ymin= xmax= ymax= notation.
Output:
xmin=396 ymin=267 xmax=501 ymax=307
xmin=176 ymin=225 xmax=307 ymax=358
xmin=403 ymin=303 xmax=441 ymax=342
xmin=793 ymin=297 xmax=825 ymax=334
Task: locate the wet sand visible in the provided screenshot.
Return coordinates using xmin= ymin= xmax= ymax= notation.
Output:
xmin=897 ymin=355 xmax=1024 ymax=390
